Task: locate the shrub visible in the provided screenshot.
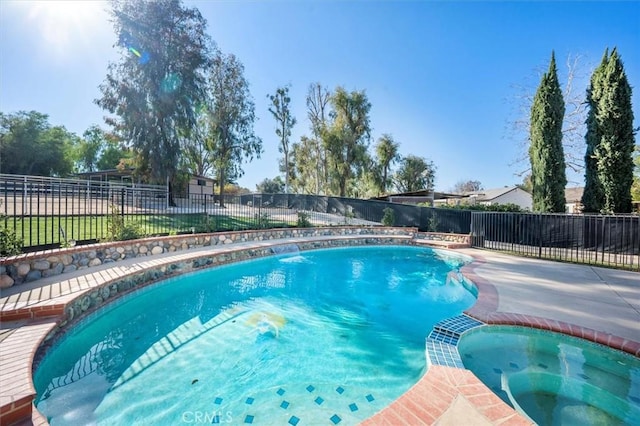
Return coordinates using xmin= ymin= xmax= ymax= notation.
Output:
xmin=254 ymin=212 xmax=271 ymax=229
xmin=436 ymin=203 xmax=524 ymax=212
xmin=0 ymin=225 xmax=23 ymax=256
xmin=381 ymin=207 xmax=395 ymax=226
xmin=297 ymin=211 xmax=311 ymax=228
xmin=428 ymin=215 xmax=439 ymax=232
xmin=0 ymin=202 xmax=23 ymax=256
xmin=106 ymin=205 xmax=146 ymax=241
xmin=195 ymin=214 xmax=217 ymax=233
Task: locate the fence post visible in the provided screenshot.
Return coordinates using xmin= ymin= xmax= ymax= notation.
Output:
xmin=538 ymin=213 xmax=543 ymax=258
xmin=120 ymin=188 xmax=125 ymax=218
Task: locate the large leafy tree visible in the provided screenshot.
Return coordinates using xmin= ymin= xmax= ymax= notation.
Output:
xmin=0 ymin=111 xmax=75 ymax=176
xmin=206 ymin=51 xmax=262 ymax=207
xmin=96 ymin=0 xmax=210 ymax=202
xmin=74 ymin=125 xmax=127 ymax=173
xmin=301 ymin=83 xmax=331 ymax=194
xmin=268 ymin=85 xmax=296 ymax=193
xmin=290 ymin=136 xmax=320 ymax=194
xmin=394 ymin=155 xmax=436 ymax=193
xmin=325 ymin=87 xmax=371 ymax=197
xmin=583 ymin=48 xmax=635 ymax=213
xmin=529 ymin=52 xmax=567 ymax=213
xmin=181 ymin=110 xmax=216 ymax=177
xmin=256 ymin=176 xmax=285 ymax=194
xmin=373 ymin=134 xmax=400 ymax=195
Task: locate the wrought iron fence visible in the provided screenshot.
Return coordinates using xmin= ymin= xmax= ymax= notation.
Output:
xmin=470 ymin=211 xmax=640 ymax=271
xmin=0 ymin=174 xmax=470 ymax=252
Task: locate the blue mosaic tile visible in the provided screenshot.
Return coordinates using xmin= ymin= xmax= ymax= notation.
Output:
xmin=315 ymin=396 xmax=324 ymax=405
xmin=214 ymin=397 xmax=223 ymax=405
xmin=429 ymin=330 xmax=459 ymax=345
xmin=277 ymin=388 xmax=286 ymax=396
xmin=538 ymin=363 xmax=548 ymax=369
xmin=509 ymin=362 xmax=519 ymax=369
xmin=425 ymin=340 xmax=464 ymax=368
xmin=493 ymin=368 xmax=502 ymax=374
xmin=212 ymin=415 xmax=220 ymax=424
xmin=349 ymin=403 xmax=358 ymax=412
xmin=288 ymin=415 xmax=300 ymax=425
xmin=280 ymin=400 xmax=290 ymax=409
xmin=244 ymin=415 xmax=254 ymax=424
xmin=433 ymin=314 xmax=484 ymax=337
xmin=245 ymin=397 xmax=254 ymax=405
xmin=330 ymin=414 xmax=342 ymax=424
xmin=306 ymin=385 xmax=315 ymax=392
xmin=336 ymin=386 xmax=345 ymax=394
xmin=365 ymin=394 xmax=375 ymax=402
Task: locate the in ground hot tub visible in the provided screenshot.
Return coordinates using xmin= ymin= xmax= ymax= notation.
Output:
xmin=458 ymin=326 xmax=640 ymax=425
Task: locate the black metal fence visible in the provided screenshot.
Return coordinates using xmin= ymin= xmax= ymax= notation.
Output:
xmin=0 ymin=174 xmax=470 ymax=252
xmin=471 ymin=211 xmax=640 ymax=271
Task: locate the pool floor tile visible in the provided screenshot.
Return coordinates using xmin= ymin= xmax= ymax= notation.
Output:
xmin=330 ymin=414 xmax=342 ymax=424
xmin=288 ymin=415 xmax=300 ymax=425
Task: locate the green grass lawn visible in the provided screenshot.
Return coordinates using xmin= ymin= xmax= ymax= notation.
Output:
xmin=3 ymin=213 xmax=295 ymax=248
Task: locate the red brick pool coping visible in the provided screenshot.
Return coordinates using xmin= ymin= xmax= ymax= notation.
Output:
xmin=1 ymin=242 xmax=636 ymax=425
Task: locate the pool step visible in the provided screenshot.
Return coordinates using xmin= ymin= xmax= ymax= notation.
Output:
xmin=426 ymin=314 xmax=484 ymax=368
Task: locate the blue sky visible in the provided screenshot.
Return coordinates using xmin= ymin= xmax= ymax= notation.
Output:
xmin=1 ymin=1 xmax=638 ymax=192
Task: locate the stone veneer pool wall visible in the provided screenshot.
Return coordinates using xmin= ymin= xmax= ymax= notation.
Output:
xmin=0 ymin=227 xmax=472 ymax=290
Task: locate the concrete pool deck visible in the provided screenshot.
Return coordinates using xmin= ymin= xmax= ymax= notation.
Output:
xmin=1 ymin=238 xmax=638 ymax=425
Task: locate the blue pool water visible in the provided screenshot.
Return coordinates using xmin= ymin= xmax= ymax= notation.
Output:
xmin=458 ymin=326 xmax=640 ymax=426
xmin=34 ymin=246 xmax=476 ymax=425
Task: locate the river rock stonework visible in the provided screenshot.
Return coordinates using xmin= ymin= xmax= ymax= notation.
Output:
xmin=0 ymin=227 xmax=419 ymax=289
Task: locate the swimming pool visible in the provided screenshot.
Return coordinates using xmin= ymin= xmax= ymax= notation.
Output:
xmin=458 ymin=326 xmax=640 ymax=426
xmin=34 ymin=245 xmax=476 ymax=425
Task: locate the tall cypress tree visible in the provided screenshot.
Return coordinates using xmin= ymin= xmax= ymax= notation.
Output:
xmin=529 ymin=52 xmax=567 ymax=212
xmin=595 ymin=49 xmax=636 ymax=213
xmin=582 ymin=50 xmax=608 ymax=213
xmin=582 ymin=48 xmax=636 ymax=213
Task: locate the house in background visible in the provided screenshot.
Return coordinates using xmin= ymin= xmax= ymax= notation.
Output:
xmin=434 ymin=186 xmax=533 ymax=211
xmin=370 ymin=190 xmax=462 ymax=207
xmin=186 ymin=175 xmax=216 ymax=198
xmin=76 ymin=169 xmax=217 ymax=199
xmin=565 ymin=187 xmax=584 ymax=214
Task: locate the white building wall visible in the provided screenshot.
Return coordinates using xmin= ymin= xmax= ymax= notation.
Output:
xmin=488 ymin=188 xmax=532 ymax=210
